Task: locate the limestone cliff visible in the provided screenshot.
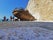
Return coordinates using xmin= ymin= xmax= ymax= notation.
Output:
xmin=26 ymin=0 xmax=53 ymax=21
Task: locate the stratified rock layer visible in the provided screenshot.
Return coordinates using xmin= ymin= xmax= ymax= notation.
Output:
xmin=26 ymin=0 xmax=53 ymax=21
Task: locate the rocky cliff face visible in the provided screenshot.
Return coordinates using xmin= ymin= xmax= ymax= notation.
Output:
xmin=26 ymin=0 xmax=53 ymax=21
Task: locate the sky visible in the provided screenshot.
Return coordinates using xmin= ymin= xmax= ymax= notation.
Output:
xmin=0 ymin=0 xmax=29 ymax=19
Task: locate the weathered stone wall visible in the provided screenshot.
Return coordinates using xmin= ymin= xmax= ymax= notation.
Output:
xmin=26 ymin=0 xmax=53 ymax=21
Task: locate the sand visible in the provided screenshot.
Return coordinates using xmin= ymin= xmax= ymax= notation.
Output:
xmin=0 ymin=21 xmax=53 ymax=40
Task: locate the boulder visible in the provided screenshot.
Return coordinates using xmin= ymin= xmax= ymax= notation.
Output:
xmin=12 ymin=9 xmax=36 ymax=21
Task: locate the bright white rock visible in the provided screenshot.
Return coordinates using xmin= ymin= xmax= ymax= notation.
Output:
xmin=26 ymin=0 xmax=53 ymax=21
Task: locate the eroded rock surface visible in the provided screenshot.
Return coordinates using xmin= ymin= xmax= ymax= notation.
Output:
xmin=26 ymin=0 xmax=53 ymax=21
